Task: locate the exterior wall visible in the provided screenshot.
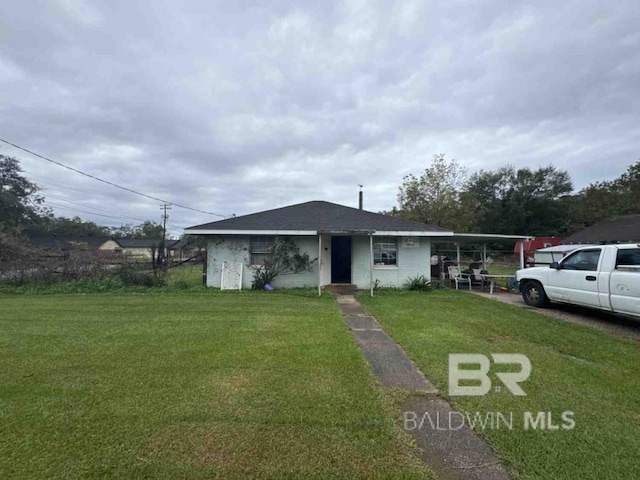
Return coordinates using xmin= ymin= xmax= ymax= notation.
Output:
xmin=123 ymin=247 xmax=153 ymax=259
xmin=99 ymin=240 xmax=162 ymax=260
xmin=351 ymin=235 xmax=432 ymax=288
xmin=206 ymin=235 xmax=320 ymax=289
xmin=98 ymin=240 xmax=121 ymax=252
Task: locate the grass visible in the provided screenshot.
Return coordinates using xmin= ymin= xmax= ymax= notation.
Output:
xmin=0 ymin=290 xmax=429 ymax=479
xmin=167 ymin=263 xmax=204 ymax=288
xmin=359 ymin=290 xmax=640 ymax=480
xmin=486 ymin=264 xmax=519 ymax=276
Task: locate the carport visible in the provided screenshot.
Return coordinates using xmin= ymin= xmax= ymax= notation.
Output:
xmin=435 ymin=233 xmax=532 ymax=268
xmin=431 ymin=233 xmax=532 ymax=288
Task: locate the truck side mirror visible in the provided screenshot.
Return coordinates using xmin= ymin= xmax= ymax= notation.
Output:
xmin=550 ymin=262 xmax=561 ymax=270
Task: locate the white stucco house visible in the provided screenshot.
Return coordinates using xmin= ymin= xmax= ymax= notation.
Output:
xmin=184 ymin=200 xmax=457 ymax=292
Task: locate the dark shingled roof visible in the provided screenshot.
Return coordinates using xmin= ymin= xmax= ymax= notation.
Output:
xmin=563 ymin=214 xmax=640 ymax=244
xmin=27 ymin=235 xmax=111 ymax=250
xmin=113 ymin=238 xmax=179 ymax=248
xmin=185 ymin=201 xmax=451 ymax=233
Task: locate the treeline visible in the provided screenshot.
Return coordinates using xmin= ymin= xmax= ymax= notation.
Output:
xmin=391 ymin=154 xmax=640 ymax=236
xmin=1 ymin=153 xmax=165 ymax=238
xmin=35 ymin=217 xmax=165 ymax=239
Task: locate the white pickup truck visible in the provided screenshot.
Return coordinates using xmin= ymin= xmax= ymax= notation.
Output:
xmin=516 ymin=244 xmax=640 ymax=317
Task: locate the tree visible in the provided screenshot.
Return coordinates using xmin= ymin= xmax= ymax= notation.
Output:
xmin=566 ymin=160 xmax=640 ymax=233
xmin=612 ymin=160 xmax=640 ymax=214
xmin=37 ymin=216 xmax=110 ymax=237
xmin=0 ymin=155 xmax=47 ymax=235
xmin=397 ymin=154 xmax=474 ymax=231
xmin=111 ymin=221 xmax=164 ymax=239
xmin=464 ymin=165 xmax=573 ymax=235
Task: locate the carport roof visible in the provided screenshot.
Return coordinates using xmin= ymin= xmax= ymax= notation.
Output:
xmin=431 ymin=233 xmax=531 ymax=243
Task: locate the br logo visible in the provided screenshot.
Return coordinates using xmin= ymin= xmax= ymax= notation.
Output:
xmin=448 ymin=354 xmax=531 ymax=396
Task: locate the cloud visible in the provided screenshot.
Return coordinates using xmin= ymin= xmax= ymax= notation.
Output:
xmin=0 ymin=0 xmax=638 ymax=235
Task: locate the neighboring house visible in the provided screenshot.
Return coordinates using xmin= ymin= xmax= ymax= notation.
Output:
xmin=184 ymin=200 xmax=453 ymax=290
xmin=169 ymin=237 xmax=202 ymax=261
xmin=98 ymin=238 xmax=178 ymax=260
xmin=27 ymin=235 xmax=112 ymax=252
xmin=564 ymin=214 xmax=640 ymax=245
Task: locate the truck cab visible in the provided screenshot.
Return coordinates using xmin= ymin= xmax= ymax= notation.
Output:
xmin=516 ymin=244 xmax=640 ymax=317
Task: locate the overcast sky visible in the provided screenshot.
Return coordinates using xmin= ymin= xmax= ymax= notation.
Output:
xmin=1 ymin=1 xmax=639 ymax=236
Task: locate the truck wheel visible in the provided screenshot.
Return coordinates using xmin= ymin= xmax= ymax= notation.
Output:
xmin=522 ymin=281 xmax=549 ymax=308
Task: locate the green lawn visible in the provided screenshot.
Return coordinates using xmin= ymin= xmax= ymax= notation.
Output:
xmin=0 ymin=291 xmax=429 ymax=479
xmin=359 ymin=290 xmax=640 ymax=480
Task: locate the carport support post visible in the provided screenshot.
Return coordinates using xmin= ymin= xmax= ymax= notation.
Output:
xmin=519 ymin=240 xmax=525 ymax=269
xmin=456 ymin=243 xmax=461 ymax=266
xmin=483 ymin=244 xmax=487 ymax=269
xmin=369 ymin=234 xmax=374 ymax=297
xmin=317 ymin=234 xmax=322 ymax=296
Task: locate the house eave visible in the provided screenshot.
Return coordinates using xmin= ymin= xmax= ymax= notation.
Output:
xmin=184 ymin=229 xmax=318 ymax=236
xmin=184 ymin=229 xmax=453 ymax=237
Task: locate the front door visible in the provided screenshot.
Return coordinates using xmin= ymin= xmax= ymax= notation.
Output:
xmin=331 ymin=236 xmax=352 ymax=283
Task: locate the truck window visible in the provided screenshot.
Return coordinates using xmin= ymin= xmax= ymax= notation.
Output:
xmin=562 ymin=249 xmax=601 ymax=271
xmin=616 ymin=248 xmax=640 ymax=268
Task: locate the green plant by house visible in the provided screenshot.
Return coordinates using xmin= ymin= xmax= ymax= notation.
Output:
xmin=251 ymin=237 xmax=317 ymax=289
xmin=404 ymin=274 xmax=432 ymax=291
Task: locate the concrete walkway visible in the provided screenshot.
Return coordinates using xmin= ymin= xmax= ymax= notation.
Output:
xmin=334 ymin=293 xmax=510 ymax=480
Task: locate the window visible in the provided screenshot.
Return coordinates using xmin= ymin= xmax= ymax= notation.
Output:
xmin=250 ymin=236 xmax=274 ymax=266
xmin=616 ymin=248 xmax=640 ymax=268
xmin=374 ymin=237 xmax=397 ymax=266
xmin=561 ymin=249 xmax=601 ymax=271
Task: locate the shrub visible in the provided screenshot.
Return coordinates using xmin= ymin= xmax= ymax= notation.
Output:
xmin=116 ymin=267 xmax=166 ymax=287
xmin=251 ymin=265 xmax=279 ymax=290
xmin=404 ymin=275 xmax=432 ymax=292
xmin=172 ymin=280 xmax=191 ymax=290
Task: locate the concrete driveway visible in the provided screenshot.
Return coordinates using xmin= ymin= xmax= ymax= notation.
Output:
xmin=472 ymin=291 xmax=640 ymax=342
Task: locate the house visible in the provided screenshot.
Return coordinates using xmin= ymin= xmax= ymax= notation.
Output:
xmin=27 ymin=234 xmax=112 ymax=252
xmin=169 ymin=237 xmax=202 ymax=262
xmin=563 ymin=214 xmax=640 ymax=245
xmin=98 ymin=238 xmax=179 ymax=260
xmin=185 ymin=201 xmax=533 ymax=292
xmin=184 ymin=200 xmax=455 ymax=291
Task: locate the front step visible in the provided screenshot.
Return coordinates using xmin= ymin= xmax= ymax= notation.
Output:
xmin=324 ymin=284 xmax=358 ymax=295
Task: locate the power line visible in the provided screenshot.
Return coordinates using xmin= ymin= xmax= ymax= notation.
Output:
xmin=45 ymin=202 xmax=147 ymax=223
xmin=44 ymin=194 xmax=149 ymax=222
xmin=0 ymin=138 xmax=227 ymax=218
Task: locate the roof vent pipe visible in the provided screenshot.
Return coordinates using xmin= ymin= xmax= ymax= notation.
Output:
xmin=358 ymin=185 xmax=363 ymax=210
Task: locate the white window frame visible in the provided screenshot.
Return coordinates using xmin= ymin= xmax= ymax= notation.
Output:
xmin=373 ymin=236 xmax=398 ymax=268
xmin=250 ymin=235 xmax=275 ymax=266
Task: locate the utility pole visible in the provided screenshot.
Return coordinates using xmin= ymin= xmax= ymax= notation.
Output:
xmin=159 ymin=203 xmax=172 ymax=267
